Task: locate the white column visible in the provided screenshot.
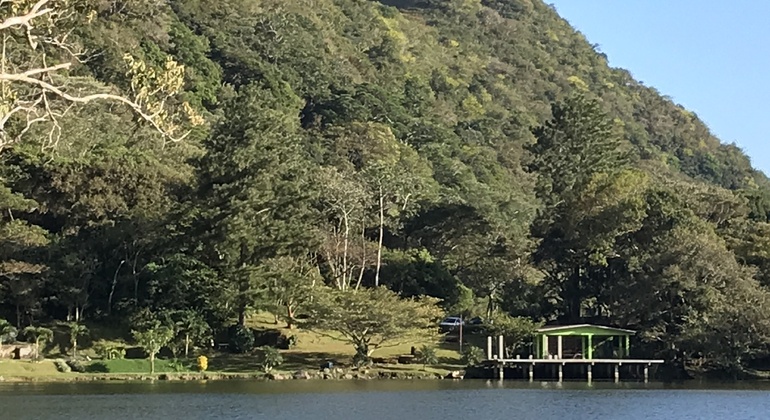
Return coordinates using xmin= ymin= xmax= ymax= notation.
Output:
xmin=557 ymin=336 xmax=563 ymax=359
xmin=558 ymin=363 xmax=563 ymax=382
xmin=487 ymin=336 xmax=493 ymax=359
xmin=644 ymin=364 xmax=649 ymax=383
xmin=614 ymin=364 xmax=620 ymax=383
xmin=498 ymin=335 xmax=505 ymax=360
xmin=587 ymin=363 xmax=593 ymax=382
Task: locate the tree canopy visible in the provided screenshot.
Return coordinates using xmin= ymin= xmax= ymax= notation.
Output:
xmin=0 ymin=0 xmax=768 ymax=377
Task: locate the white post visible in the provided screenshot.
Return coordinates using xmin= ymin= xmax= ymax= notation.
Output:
xmin=558 ymin=363 xmax=563 ymax=382
xmin=487 ymin=336 xmax=493 ymax=359
xmin=557 ymin=336 xmax=563 ymax=359
xmin=587 ymin=363 xmax=593 ymax=383
xmin=644 ymin=364 xmax=649 ymax=383
xmin=498 ymin=364 xmax=504 ymax=380
xmin=498 ymin=335 xmax=505 ymax=360
xmin=614 ymin=364 xmax=620 ymax=383
xmin=528 ymin=364 xmax=534 ymax=381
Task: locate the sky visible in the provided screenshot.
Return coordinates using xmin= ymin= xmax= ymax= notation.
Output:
xmin=548 ymin=0 xmax=770 ymax=175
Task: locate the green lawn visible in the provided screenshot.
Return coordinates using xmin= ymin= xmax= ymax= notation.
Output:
xmin=1 ymin=311 xmax=470 ymax=379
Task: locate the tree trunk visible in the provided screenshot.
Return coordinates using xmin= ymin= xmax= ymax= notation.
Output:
xmin=108 ymin=260 xmax=125 ymax=316
xmin=72 ymin=339 xmax=77 ymax=358
xmin=286 ymin=304 xmax=295 ymax=329
xmin=342 ymin=211 xmax=350 ymax=289
xmin=238 ymin=309 xmax=246 ymax=326
xmin=375 ymin=187 xmax=384 ymax=287
xmin=356 ymin=221 xmax=366 ymax=290
xmin=150 ymin=353 xmax=155 ymax=374
xmin=185 ymin=334 xmax=190 ymax=359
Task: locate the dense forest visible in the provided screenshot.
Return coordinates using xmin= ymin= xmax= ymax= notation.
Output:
xmin=2 ymin=0 xmax=770 ymax=377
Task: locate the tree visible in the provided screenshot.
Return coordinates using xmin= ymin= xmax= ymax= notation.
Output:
xmin=263 ymin=255 xmax=321 ymax=329
xmin=132 ymin=323 xmax=174 ymax=374
xmin=318 ymin=166 xmax=370 ymax=291
xmin=192 ymin=81 xmax=319 ymax=325
xmin=299 ymin=286 xmax=444 ymax=360
xmin=416 ymin=345 xmax=438 ymax=370
xmin=529 ymin=93 xmax=643 ymax=321
xmin=170 ymin=310 xmax=211 ymax=359
xmin=0 ymin=318 xmax=17 ymax=344
xmin=484 ymin=312 xmax=542 ymax=356
xmin=0 ymin=0 xmax=203 ymax=150
xmin=21 ymin=325 xmax=52 ymax=361
xmin=67 ymin=322 xmax=87 ymax=358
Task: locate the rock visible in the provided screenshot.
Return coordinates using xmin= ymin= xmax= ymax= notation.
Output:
xmin=323 ymin=373 xmax=332 ymax=380
xmin=322 ymin=367 xmax=331 ymax=375
xmin=158 ymin=374 xmax=169 ymax=381
xmin=342 ymin=373 xmax=354 ymax=380
xmin=0 ymin=376 xmax=4 ymax=382
xmin=293 ymin=370 xmax=312 ymax=380
xmin=266 ymin=373 xmax=286 ymax=380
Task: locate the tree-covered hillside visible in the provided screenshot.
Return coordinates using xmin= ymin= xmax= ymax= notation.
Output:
xmin=2 ymin=0 xmax=769 ymax=376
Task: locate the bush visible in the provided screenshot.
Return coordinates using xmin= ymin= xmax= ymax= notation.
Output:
xmin=94 ymin=342 xmax=126 ymax=360
xmin=416 ymin=345 xmax=438 ymax=368
xmin=258 ymin=346 xmax=283 ymax=373
xmin=461 ymin=345 xmax=485 ymax=366
xmin=54 ymin=359 xmax=71 ymax=373
xmin=66 ymin=359 xmax=86 ymax=373
xmin=229 ymin=325 xmax=255 ymax=354
xmin=85 ymin=362 xmax=110 ymax=373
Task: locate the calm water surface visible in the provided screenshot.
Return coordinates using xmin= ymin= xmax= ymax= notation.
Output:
xmin=2 ymin=380 xmax=770 ymax=419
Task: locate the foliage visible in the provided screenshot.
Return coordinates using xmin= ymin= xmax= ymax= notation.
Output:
xmin=67 ymin=323 xmax=88 ymax=359
xmin=0 ymin=319 xmax=17 ymax=344
xmin=197 ymin=355 xmax=208 ymax=372
xmin=0 ymin=0 xmax=767 ymax=377
xmin=484 ymin=313 xmax=542 ymax=355
xmin=21 ymin=326 xmax=53 ymax=360
xmin=131 ymin=324 xmax=174 ymax=374
xmin=461 ymin=345 xmax=485 ymax=366
xmin=257 ymin=346 xmax=284 ymax=373
xmin=299 ymin=287 xmax=444 ymax=359
xmin=228 ymin=325 xmax=255 ymax=354
xmin=416 ymin=345 xmax=438 ymax=369
xmin=93 ymin=342 xmax=126 ymax=360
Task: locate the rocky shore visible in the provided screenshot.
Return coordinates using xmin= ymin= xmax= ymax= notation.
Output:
xmin=0 ymin=367 xmax=466 ymax=383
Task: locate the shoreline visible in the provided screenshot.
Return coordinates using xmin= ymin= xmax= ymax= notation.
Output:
xmin=0 ymin=367 xmax=466 ymax=384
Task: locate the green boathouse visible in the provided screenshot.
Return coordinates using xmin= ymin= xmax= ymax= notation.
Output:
xmin=535 ymin=324 xmax=635 ymax=359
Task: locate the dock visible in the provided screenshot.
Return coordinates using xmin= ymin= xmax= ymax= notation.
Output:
xmin=480 ymin=324 xmax=665 ymax=382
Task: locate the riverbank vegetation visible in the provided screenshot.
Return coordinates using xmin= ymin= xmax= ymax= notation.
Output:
xmin=2 ymin=0 xmax=770 ymax=379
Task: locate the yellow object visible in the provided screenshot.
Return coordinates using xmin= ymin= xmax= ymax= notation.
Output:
xmin=197 ymin=355 xmax=208 ymax=372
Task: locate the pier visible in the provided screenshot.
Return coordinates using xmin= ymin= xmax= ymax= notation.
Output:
xmin=481 ymin=324 xmax=665 ymax=382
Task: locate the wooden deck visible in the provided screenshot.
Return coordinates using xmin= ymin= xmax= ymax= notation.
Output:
xmin=481 ymin=358 xmax=665 ymax=382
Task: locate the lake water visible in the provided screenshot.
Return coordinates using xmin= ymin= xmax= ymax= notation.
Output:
xmin=2 ymin=380 xmax=770 ymax=419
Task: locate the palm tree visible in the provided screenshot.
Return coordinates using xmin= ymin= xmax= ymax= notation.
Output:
xmin=0 ymin=319 xmax=17 ymax=345
xmin=67 ymin=322 xmax=88 ymax=358
xmin=22 ymin=326 xmax=54 ymax=361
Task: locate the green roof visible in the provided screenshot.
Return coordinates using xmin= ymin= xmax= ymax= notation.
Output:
xmin=537 ymin=324 xmax=635 ymax=336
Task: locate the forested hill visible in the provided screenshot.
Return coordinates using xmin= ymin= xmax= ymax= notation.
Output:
xmin=2 ymin=0 xmax=770 ymax=376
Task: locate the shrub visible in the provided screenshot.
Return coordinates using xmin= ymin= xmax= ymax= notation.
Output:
xmin=66 ymin=359 xmax=86 ymax=373
xmin=197 ymin=355 xmax=208 ymax=372
xmin=229 ymin=325 xmax=255 ymax=354
xmin=461 ymin=345 xmax=485 ymax=366
xmin=54 ymin=359 xmax=71 ymax=373
xmin=85 ymin=362 xmax=110 ymax=373
xmin=94 ymin=342 xmax=126 ymax=360
xmin=258 ymin=346 xmax=283 ymax=373
xmin=416 ymin=345 xmax=438 ymax=369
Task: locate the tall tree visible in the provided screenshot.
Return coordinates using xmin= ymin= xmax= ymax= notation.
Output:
xmin=192 ymin=81 xmax=319 ymax=325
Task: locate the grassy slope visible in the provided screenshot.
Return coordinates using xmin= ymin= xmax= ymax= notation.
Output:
xmin=0 ymin=313 xmax=470 ymax=379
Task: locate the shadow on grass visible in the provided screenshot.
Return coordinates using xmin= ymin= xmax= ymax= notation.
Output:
xmin=281 ymin=352 xmax=352 ymax=371
xmin=205 ymin=351 xmax=351 ymax=373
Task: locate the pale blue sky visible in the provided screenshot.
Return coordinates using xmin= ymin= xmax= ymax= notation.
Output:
xmin=549 ymin=0 xmax=770 ymax=175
